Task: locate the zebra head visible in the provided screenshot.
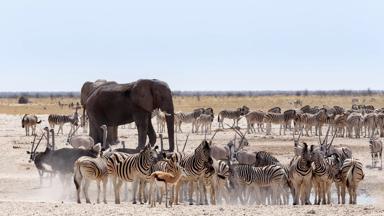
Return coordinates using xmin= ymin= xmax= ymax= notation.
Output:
xmin=141 ymin=144 xmax=159 ymax=163
xmin=195 ymin=140 xmax=211 ymax=163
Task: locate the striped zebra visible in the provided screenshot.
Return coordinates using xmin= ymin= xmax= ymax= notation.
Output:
xmin=376 ymin=113 xmax=384 ymax=137
xmin=228 ymin=164 xmax=287 ymax=205
xmin=346 ymin=112 xmax=364 ymax=138
xmin=340 ymin=158 xmax=365 ymax=204
xmin=106 ymin=144 xmax=159 ymax=204
xmin=195 ymin=113 xmax=214 ymax=134
xmin=245 ymin=111 xmax=266 ymax=133
xmin=289 ymin=142 xmax=313 ymax=205
xmin=300 ymin=105 xmax=320 ymax=114
xmin=217 ymin=106 xmax=249 ymax=129
xmin=152 ymin=109 xmax=168 ymax=133
xmin=21 ymin=114 xmax=41 ymax=136
xmin=268 ymin=107 xmax=281 ymax=113
xmin=369 ymin=137 xmax=382 ymax=169
xmin=310 ymin=149 xmax=333 ymax=205
xmin=211 ymin=159 xmax=230 ymax=204
xmin=264 ymin=112 xmax=285 ymax=135
xmin=333 ymin=113 xmax=348 ymax=137
xmin=301 ymin=109 xmax=327 ymax=136
xmin=73 ymin=143 xmax=108 ymax=204
xmin=149 ymin=153 xmax=183 ymax=207
xmin=48 ymin=113 xmax=79 ymax=135
xmin=264 ymin=110 xmax=296 ymax=135
xmin=254 ymin=151 xmax=280 ymax=167
xmin=175 ymin=140 xmax=211 ymax=205
xmin=363 ymin=113 xmax=377 ymax=138
xmin=174 ymin=108 xmax=204 ymax=133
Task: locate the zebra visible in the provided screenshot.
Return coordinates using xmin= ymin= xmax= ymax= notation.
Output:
xmin=333 ymin=113 xmax=348 ymax=137
xmin=300 ymin=105 xmax=320 ymax=114
xmin=363 ymin=113 xmax=377 ymax=138
xmin=73 ymin=143 xmax=108 ymax=204
xmin=346 ymin=112 xmax=364 ymax=138
xmin=174 ymin=108 xmax=204 ymax=133
xmin=369 ymin=137 xmax=383 ymax=169
xmin=21 ymin=114 xmax=41 ymax=136
xmin=289 ymin=142 xmax=313 ymax=205
xmin=195 ymin=113 xmax=214 ymax=134
xmin=340 ymin=158 xmax=365 ymax=204
xmin=175 ymin=140 xmax=211 ymax=205
xmin=153 ymin=109 xmax=167 ymax=133
xmin=48 ymin=113 xmax=79 ymax=135
xmin=376 ymin=113 xmax=384 ymax=137
xmin=309 ymin=149 xmax=333 ymax=205
xmin=217 ymin=106 xmax=249 ymax=129
xmin=228 ymin=163 xmax=287 ymax=205
xmin=264 ymin=109 xmax=297 ymax=135
xmin=268 ymin=107 xmax=281 ymax=113
xmin=301 ymin=109 xmax=327 ymax=136
xmin=105 ymin=144 xmax=159 ymax=204
xmin=149 ymin=153 xmax=184 ymax=207
xmin=264 ymin=112 xmax=285 ymax=135
xmin=211 ymin=159 xmax=231 ymax=204
xmin=254 ymin=151 xmax=281 ymax=167
xmin=245 ymin=111 xmax=265 ymax=133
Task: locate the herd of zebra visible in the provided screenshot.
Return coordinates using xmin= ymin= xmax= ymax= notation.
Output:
xmin=159 ymin=104 xmax=384 ymax=140
xmin=22 ymin=103 xmax=384 ymax=207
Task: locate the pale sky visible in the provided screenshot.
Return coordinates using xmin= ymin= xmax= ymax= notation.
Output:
xmin=0 ymin=1 xmax=383 ymax=91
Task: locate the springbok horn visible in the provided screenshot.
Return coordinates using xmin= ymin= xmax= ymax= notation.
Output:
xmin=328 ymin=129 xmax=337 ymax=147
xmin=298 ymin=129 xmax=302 ymax=140
xmin=209 ymin=130 xmax=219 ymax=143
xmin=225 ymin=123 xmax=243 ymax=138
xmin=182 ymin=134 xmax=189 ymax=152
xmin=176 ymin=131 xmax=179 ymax=152
xmin=323 ymin=125 xmax=331 ymax=144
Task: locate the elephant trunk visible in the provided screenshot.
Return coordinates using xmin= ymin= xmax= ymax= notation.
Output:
xmin=163 ymin=105 xmax=175 ymax=152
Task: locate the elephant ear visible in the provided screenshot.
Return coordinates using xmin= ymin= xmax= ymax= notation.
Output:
xmin=128 ymin=82 xmax=154 ymax=112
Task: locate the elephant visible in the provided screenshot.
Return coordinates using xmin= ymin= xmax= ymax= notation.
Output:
xmin=80 ymin=80 xmax=118 ymax=144
xmin=85 ymin=79 xmax=175 ymax=151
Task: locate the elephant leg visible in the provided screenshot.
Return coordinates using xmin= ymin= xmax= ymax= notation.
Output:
xmin=134 ymin=113 xmax=149 ymax=149
xmin=147 ymin=118 xmax=157 ymax=146
xmin=113 ymin=126 xmax=119 ymax=144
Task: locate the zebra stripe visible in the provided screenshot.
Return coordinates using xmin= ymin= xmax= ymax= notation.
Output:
xmin=289 ymin=143 xmax=313 ymax=205
xmin=229 ymin=164 xmax=286 ymax=205
xmin=175 ymin=140 xmax=211 ymax=205
xmin=73 ymin=149 xmax=108 ymax=204
xmin=106 ymin=145 xmax=159 ymax=204
xmin=48 ymin=113 xmax=78 ymax=134
xmin=340 ymin=158 xmax=365 ymax=204
xmin=217 ymin=106 xmax=249 ymax=129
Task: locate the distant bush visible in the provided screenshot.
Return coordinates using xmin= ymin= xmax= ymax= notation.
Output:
xmin=18 ymin=96 xmax=29 ymax=104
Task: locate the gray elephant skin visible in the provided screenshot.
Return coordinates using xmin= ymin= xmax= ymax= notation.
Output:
xmin=85 ymin=79 xmax=175 ymax=151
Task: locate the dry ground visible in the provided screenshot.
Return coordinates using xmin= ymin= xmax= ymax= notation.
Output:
xmin=0 ymin=96 xmax=384 ymax=215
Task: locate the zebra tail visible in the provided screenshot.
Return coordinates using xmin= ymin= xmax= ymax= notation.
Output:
xmin=73 ymin=161 xmax=82 ymax=190
xmin=37 ymin=120 xmax=42 ymax=124
xmin=217 ymin=114 xmax=221 ymax=122
xmin=346 ymin=162 xmax=355 ymax=188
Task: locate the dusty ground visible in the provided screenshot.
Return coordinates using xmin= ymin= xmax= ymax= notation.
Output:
xmin=1 ymin=112 xmax=384 ymax=215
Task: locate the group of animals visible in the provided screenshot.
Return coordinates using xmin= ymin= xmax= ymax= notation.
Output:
xmin=20 ymin=79 xmax=381 ymax=207
xmin=162 ymin=104 xmax=384 ymax=140
xmin=25 ymin=120 xmax=369 ymax=206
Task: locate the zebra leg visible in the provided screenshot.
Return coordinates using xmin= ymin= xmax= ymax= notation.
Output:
xmin=83 ymin=179 xmax=91 ymax=204
xmin=102 ymin=177 xmax=108 ymax=204
xmin=188 ymin=181 xmax=194 ymax=205
xmin=113 ymin=177 xmax=123 ymax=204
xmin=96 ymin=180 xmax=101 ymax=204
xmin=132 ymin=179 xmax=140 ymax=204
